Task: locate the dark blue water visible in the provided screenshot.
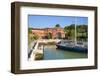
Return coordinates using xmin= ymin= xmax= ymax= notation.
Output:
xmin=43 ymin=45 xmax=87 ymax=60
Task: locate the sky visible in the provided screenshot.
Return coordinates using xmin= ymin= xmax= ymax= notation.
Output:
xmin=28 ymin=15 xmax=88 ymax=28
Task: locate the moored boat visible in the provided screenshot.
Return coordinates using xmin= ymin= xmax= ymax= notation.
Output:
xmin=56 ymin=41 xmax=88 ymax=53
xmin=56 ymin=17 xmax=88 ymax=53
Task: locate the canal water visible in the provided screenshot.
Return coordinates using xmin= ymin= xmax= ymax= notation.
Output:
xmin=43 ymin=45 xmax=87 ymax=60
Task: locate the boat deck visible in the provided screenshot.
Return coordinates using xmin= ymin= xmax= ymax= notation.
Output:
xmin=56 ymin=41 xmax=88 ymax=53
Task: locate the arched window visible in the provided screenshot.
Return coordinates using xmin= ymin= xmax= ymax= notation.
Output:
xmin=56 ymin=32 xmax=62 ymax=39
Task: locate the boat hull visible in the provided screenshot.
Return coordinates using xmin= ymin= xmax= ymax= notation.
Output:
xmin=56 ymin=44 xmax=88 ymax=53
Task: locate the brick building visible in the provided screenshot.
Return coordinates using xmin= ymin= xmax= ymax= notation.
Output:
xmin=31 ymin=27 xmax=65 ymax=39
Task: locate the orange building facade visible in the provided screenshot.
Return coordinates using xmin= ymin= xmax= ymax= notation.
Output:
xmin=31 ymin=28 xmax=65 ymax=39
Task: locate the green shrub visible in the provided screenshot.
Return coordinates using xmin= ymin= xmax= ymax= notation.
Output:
xmin=35 ymin=53 xmax=43 ymax=60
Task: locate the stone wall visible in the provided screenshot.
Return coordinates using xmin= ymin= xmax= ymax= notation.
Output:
xmin=31 ymin=28 xmax=65 ymax=39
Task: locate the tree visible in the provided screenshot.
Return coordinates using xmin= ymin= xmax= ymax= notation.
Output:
xmin=77 ymin=25 xmax=88 ymax=41
xmin=32 ymin=34 xmax=39 ymax=40
xmin=68 ymin=24 xmax=75 ymax=30
xmin=64 ymin=25 xmax=75 ymax=39
xmin=64 ymin=24 xmax=88 ymax=41
xmin=55 ymin=24 xmax=60 ymax=28
xmin=28 ymin=28 xmax=33 ymax=44
xmin=47 ymin=33 xmax=52 ymax=39
xmin=28 ymin=28 xmax=33 ymax=33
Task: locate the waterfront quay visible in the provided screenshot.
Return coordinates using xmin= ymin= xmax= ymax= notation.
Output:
xmin=28 ymin=39 xmax=60 ymax=60
xmin=28 ymin=39 xmax=87 ymax=61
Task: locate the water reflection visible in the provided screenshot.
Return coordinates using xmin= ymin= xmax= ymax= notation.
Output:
xmin=43 ymin=45 xmax=87 ymax=60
